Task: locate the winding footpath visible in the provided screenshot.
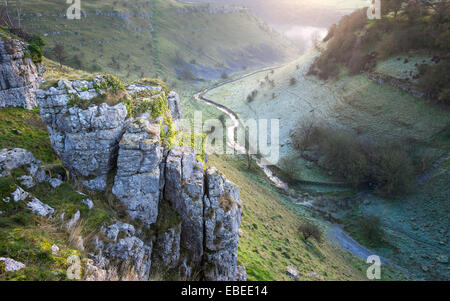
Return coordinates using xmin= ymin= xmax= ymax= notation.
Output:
xmin=194 ymin=66 xmax=289 ymax=191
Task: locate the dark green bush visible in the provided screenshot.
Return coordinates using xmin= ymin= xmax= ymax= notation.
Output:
xmin=371 ymin=146 xmax=414 ymax=196
xmin=356 ymin=215 xmax=385 ymax=245
xmin=246 ymin=90 xmax=258 ymax=102
xmin=26 ymin=35 xmax=46 ymax=64
xmin=290 ymin=122 xmax=414 ymax=196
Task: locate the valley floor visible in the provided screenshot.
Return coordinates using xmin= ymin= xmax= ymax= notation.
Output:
xmin=192 ymin=53 xmax=449 ymax=280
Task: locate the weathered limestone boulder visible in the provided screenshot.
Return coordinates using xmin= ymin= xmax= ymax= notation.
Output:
xmin=102 ymin=222 xmax=136 ymax=241
xmin=48 ymin=178 xmax=63 ymax=188
xmin=112 ymin=116 xmax=164 ymax=226
xmin=37 ymin=79 xmax=129 ymax=191
xmin=36 ymin=77 xmax=242 ymax=281
xmin=27 ymin=197 xmax=54 ymax=217
xmin=84 ymin=258 xmax=118 ymax=281
xmin=153 ymin=223 xmax=181 ymax=269
xmin=0 ymin=257 xmax=26 ymax=272
xmin=164 ymin=146 xmax=205 ymax=264
xmin=167 ymin=91 xmax=182 ymax=125
xmin=0 ymin=38 xmax=40 ymax=109
xmin=0 ymin=148 xmax=47 ymax=183
xmin=36 ymin=78 xmax=183 ymax=192
xmin=17 ymin=175 xmax=35 ymax=188
xmin=11 ymin=186 xmax=29 ymax=202
xmin=286 ymin=266 xmax=298 ymax=280
xmin=66 ymin=210 xmax=80 ymax=230
xmin=203 ymin=167 xmax=242 ymax=281
xmin=95 ymin=222 xmax=153 ymax=280
xmin=90 ymin=147 xmax=242 ymax=281
xmin=82 ymin=198 xmax=94 ymax=209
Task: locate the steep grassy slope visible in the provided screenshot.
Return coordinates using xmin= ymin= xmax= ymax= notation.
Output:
xmin=16 ymin=0 xmax=296 ymax=83
xmin=0 ymin=173 xmax=121 ymax=280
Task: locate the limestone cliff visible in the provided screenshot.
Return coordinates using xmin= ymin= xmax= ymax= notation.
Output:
xmin=36 ymin=77 xmax=244 ymax=281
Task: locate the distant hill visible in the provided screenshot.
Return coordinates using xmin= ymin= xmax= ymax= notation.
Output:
xmin=14 ymin=0 xmax=297 ymax=82
xmin=179 ymin=0 xmax=368 ymax=52
xmin=179 ymin=0 xmax=368 ymax=27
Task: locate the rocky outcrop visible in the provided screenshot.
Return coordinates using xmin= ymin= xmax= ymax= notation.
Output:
xmin=0 ymin=37 xmax=40 ymax=109
xmin=153 ymin=223 xmax=181 ymax=270
xmin=0 ymin=148 xmax=47 ymax=184
xmin=36 ymin=78 xmax=243 ymax=281
xmin=112 ymin=116 xmax=164 ymax=226
xmin=164 ymin=146 xmax=205 ymax=264
xmin=36 ymin=78 xmax=184 ymax=192
xmin=203 ymin=167 xmax=242 ymax=281
xmin=368 ymin=72 xmax=425 ymax=98
xmin=168 ymin=91 xmax=182 ymax=127
xmin=27 ymin=197 xmax=54 ymax=217
xmin=90 ymin=222 xmax=153 ymax=281
xmin=37 ymin=78 xmax=129 ymax=191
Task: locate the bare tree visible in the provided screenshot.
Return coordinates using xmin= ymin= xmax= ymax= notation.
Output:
xmin=53 ymin=44 xmax=67 ymax=69
xmin=15 ymin=0 xmax=22 ymax=28
xmin=311 ymin=31 xmax=321 ymax=50
xmin=382 ymin=0 xmax=404 ymax=18
xmin=0 ymin=0 xmax=14 ymax=27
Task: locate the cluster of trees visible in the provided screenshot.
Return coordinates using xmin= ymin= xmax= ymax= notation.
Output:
xmin=308 ymin=0 xmax=450 ymax=103
xmin=290 ymin=118 xmax=414 ymax=196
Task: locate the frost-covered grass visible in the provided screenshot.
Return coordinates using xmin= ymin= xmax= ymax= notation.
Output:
xmin=343 ymin=157 xmax=450 ymax=280
xmin=204 ymin=49 xmax=450 ymax=182
xmin=374 ymin=54 xmax=434 ymax=83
